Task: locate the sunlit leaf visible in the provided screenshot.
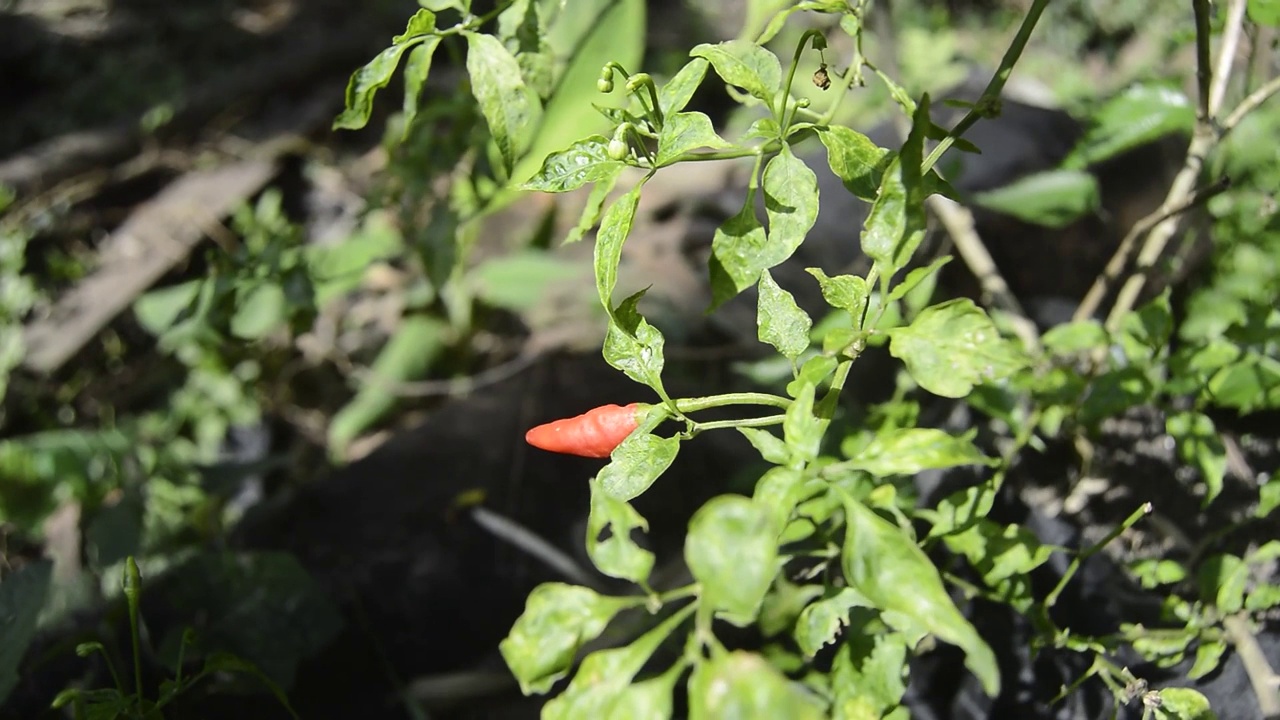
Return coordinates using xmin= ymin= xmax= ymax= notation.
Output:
xmin=465 ymin=32 xmax=544 ymax=173
xmin=500 ymin=583 xmax=634 ymax=694
xmin=587 ymin=477 xmax=654 ymax=585
xmin=687 ymin=651 xmax=825 ymax=720
xmin=1064 ymin=85 xmax=1195 ymax=169
xmin=685 ymin=496 xmax=779 ymax=623
xmin=524 ymin=136 xmax=624 ymax=193
xmin=971 ymin=169 xmax=1099 ymax=228
xmin=656 ymin=111 xmax=731 ymax=166
xmin=690 ymin=40 xmax=782 ymax=105
xmin=757 ymin=270 xmax=812 ymax=361
xmin=887 ymin=299 xmax=1031 ymax=398
xmin=839 ymin=490 xmax=1000 ymax=696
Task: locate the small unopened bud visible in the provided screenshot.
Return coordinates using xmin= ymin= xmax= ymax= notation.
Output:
xmin=625 ymin=73 xmax=651 ymax=94
xmin=796 ymin=97 xmax=811 ymax=108
xmin=598 ymin=65 xmax=615 ymax=93
xmin=607 ymin=137 xmax=629 ymax=160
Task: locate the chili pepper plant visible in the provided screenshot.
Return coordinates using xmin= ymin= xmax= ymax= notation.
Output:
xmin=330 ymin=0 xmax=1280 ymax=716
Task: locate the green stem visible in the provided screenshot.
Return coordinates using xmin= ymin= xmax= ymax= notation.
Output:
xmin=669 ymin=144 xmax=772 ymax=163
xmin=674 ymin=392 xmax=792 ymax=413
xmin=1044 ymin=502 xmax=1152 ymax=609
xmin=777 ymin=30 xmax=826 ymax=129
xmin=1192 ymin=0 xmax=1212 ymax=122
xmin=690 ymin=414 xmax=786 ymax=433
xmin=658 ymin=584 xmax=699 ymax=604
xmin=921 ymin=0 xmax=1049 ymax=174
xmin=124 ymin=557 xmax=144 ymax=701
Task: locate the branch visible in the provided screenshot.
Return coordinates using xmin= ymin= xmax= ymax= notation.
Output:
xmin=1223 ymin=613 xmax=1280 ymax=718
xmin=1072 ymin=177 xmax=1230 ymax=322
xmin=1101 ymin=0 xmax=1246 ymax=331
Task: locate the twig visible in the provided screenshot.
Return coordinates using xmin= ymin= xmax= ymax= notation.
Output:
xmin=1072 ymin=177 xmax=1230 ymax=322
xmin=1223 ymin=613 xmax=1280 ymax=719
xmin=469 ymin=506 xmax=603 ymax=591
xmin=1221 ymin=74 xmax=1280 ymax=132
xmin=1101 ymin=0 xmax=1246 ymax=332
xmin=1210 ymin=0 xmax=1248 ymax=116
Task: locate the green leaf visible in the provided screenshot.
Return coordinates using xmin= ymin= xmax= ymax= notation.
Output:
xmin=739 ymin=428 xmax=791 ymax=466
xmin=861 ymin=97 xmax=927 ymax=280
xmin=469 ymin=249 xmax=586 ymax=311
xmin=656 ymin=111 xmax=731 ymax=166
xmin=499 ymin=583 xmax=633 ymax=694
xmin=1079 ymin=366 xmax=1156 ymax=427
xmin=230 ymin=282 xmax=287 ymax=340
xmin=886 ymin=256 xmax=952 ymax=303
xmin=0 ymin=560 xmax=52 ymax=705
xmin=971 ymin=169 xmax=1099 ymax=228
xmin=838 ymin=490 xmax=1000 ymax=696
xmin=751 ymin=466 xmax=807 ymax=534
xmin=465 ymin=32 xmax=543 ymax=173
xmin=1065 ymin=85 xmax=1195 ymax=169
xmin=887 ymin=298 xmax=1031 ymax=398
xmin=134 ymin=281 xmax=202 ymax=335
xmin=830 ymin=631 xmax=910 ymax=718
xmin=794 ymin=587 xmax=873 ymax=658
xmin=327 ymin=316 xmax=450 ymax=454
xmin=595 ymin=184 xmax=644 ymax=311
xmin=1259 ymin=479 xmax=1280 ymax=518
xmin=1198 ymin=554 xmax=1248 ymax=613
xmin=658 ymin=58 xmax=710 ymax=115
xmin=1042 ymin=319 xmax=1108 ymax=355
xmin=685 ymin=495 xmax=779 ymax=623
xmin=844 ymin=428 xmax=993 ymax=476
xmin=806 ymin=268 xmax=869 ymax=319
xmin=565 ymin=166 xmax=623 ymax=245
xmin=787 ymin=354 xmax=838 ymax=398
xmin=1153 ymin=687 xmax=1217 ymax=720
xmin=708 ymin=190 xmax=768 ymax=309
xmin=757 ymin=270 xmax=812 ymax=361
xmin=603 ymin=290 xmax=668 ymax=395
xmin=783 ymin=382 xmax=822 ymax=463
xmin=943 ymin=519 xmax=1053 ymax=585
xmin=333 ymin=10 xmax=437 ymax=130
xmin=816 ymin=125 xmax=888 ymax=201
xmin=524 ymin=135 xmax=624 ymax=193
xmin=925 ymin=482 xmax=996 ymax=538
xmin=587 ymin=478 xmax=655 ymax=584
xmin=1250 ymin=0 xmax=1280 ymax=25
xmin=1129 ymin=559 xmax=1188 ymax=589
xmin=763 ymin=144 xmax=820 ymax=264
xmin=401 ymin=35 xmax=443 ymax=137
xmin=1166 ymin=411 xmax=1226 ymax=507
xmin=1187 ymin=640 xmax=1227 ymax=680
xmin=596 ymin=406 xmax=679 ymax=502
xmin=1206 ymin=354 xmax=1280 ymax=411
xmin=690 ymin=40 xmax=782 ymax=105
xmin=687 ymin=651 xmax=825 ymax=720
xmin=544 ymin=609 xmax=687 ymax=719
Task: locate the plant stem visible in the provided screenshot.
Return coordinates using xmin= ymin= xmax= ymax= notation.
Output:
xmin=690 ymin=414 xmax=786 ymax=433
xmin=777 ymin=30 xmax=825 ymax=128
xmin=1045 ymin=503 xmax=1151 ymax=609
xmin=921 ymin=0 xmax=1049 ymax=174
xmin=124 ymin=557 xmax=144 ymax=702
xmin=675 ymin=392 xmax=792 ymax=413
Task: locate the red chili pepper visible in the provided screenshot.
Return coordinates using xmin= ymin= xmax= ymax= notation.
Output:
xmin=525 ymin=403 xmax=642 ymax=458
